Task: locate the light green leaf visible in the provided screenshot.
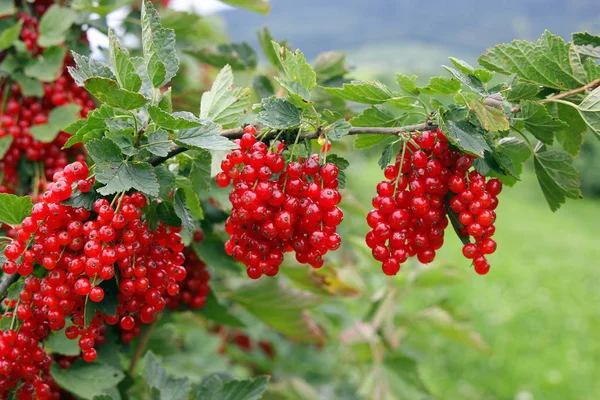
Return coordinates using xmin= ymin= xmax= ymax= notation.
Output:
xmin=0 ymin=20 xmax=22 ymax=51
xmin=256 ymin=97 xmax=302 ymax=129
xmin=191 ymin=374 xmax=269 ymax=400
xmin=470 ymin=96 xmax=509 ymax=132
xmin=441 ymin=119 xmax=491 ymax=158
xmin=148 ymin=107 xmax=202 ymax=130
xmin=420 ymin=76 xmax=461 ymax=95
xmin=185 ymin=42 xmax=257 ymax=71
xmin=50 ymin=361 xmax=124 ymax=399
xmin=350 ymin=105 xmax=406 ymax=128
xmin=396 ymin=73 xmax=419 ymax=95
xmin=326 ymin=119 xmax=351 ymax=140
xmin=383 ymin=352 xmax=430 ymax=394
xmin=321 ymin=80 xmax=393 ymax=104
xmin=12 ymin=73 xmax=44 ymax=97
xmin=449 ymin=57 xmax=474 ymax=75
xmin=199 ymin=65 xmax=250 ymax=128
xmin=573 ymin=32 xmax=600 ymax=59
xmin=474 ymin=68 xmax=494 ymax=83
xmin=0 ymin=136 xmax=13 ymax=158
xmin=45 ymin=326 xmax=81 ymax=356
xmin=478 ymin=31 xmax=588 ymax=90
xmin=520 ymin=101 xmax=567 ymax=144
xmin=37 ymin=5 xmax=77 ymax=47
xmin=72 ymin=0 xmax=132 ymax=17
xmin=108 ymin=29 xmax=142 ymax=92
xmin=0 ymin=194 xmax=33 ymax=226
xmin=533 ymin=149 xmax=581 ymax=211
xmin=141 ymin=0 xmax=179 ymax=87
xmin=272 ymin=41 xmax=316 ymax=105
xmin=63 ymin=105 xmax=121 ymax=148
xmin=144 ymin=351 xmax=191 ymax=400
xmin=219 ymin=0 xmax=270 ymax=15
xmin=68 ymin=52 xmax=116 ymax=87
xmin=145 ymin=130 xmax=172 ymax=157
xmin=175 ymin=121 xmax=237 ymax=151
xmin=84 ymin=77 xmax=148 ymax=110
xmin=30 ymin=104 xmax=82 ymax=143
xmin=24 ymin=46 xmax=67 ymax=82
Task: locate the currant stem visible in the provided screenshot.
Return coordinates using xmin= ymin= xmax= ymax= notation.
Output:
xmin=128 ymin=314 xmax=160 ymax=374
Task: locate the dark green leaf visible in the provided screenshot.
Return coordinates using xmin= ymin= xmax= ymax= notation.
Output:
xmin=350 ymin=105 xmax=406 ymax=128
xmin=0 ymin=136 xmax=13 ymax=158
xmin=326 ymin=154 xmax=349 ymax=189
xmin=327 ymin=119 xmax=351 ymax=140
xmin=548 ymin=102 xmax=587 ymax=156
xmin=108 ymin=29 xmax=142 ymax=92
xmin=193 ymin=235 xmax=242 ymax=273
xmin=24 ymin=46 xmax=67 ymax=82
xmin=199 ymin=65 xmax=250 ymax=128
xmin=157 ymin=201 xmax=181 ymax=227
xmin=6 ymin=277 xmax=24 ymax=301
xmin=200 ymin=291 xmax=246 ymax=328
xmin=443 ymin=65 xmax=485 ymax=94
xmin=186 ymin=42 xmax=257 ymax=70
xmin=155 ymin=165 xmax=176 ymax=198
xmin=505 ymin=82 xmax=540 ymax=102
xmin=84 ymin=279 xmax=118 ymax=328
xmin=50 ymin=360 xmax=124 ymax=399
xmin=0 ymin=20 xmax=22 ymax=51
xmin=520 ymin=101 xmax=568 ymax=144
xmin=144 ymin=351 xmax=191 ymax=400
xmin=63 ymin=187 xmax=100 ymax=210
xmin=68 ymin=52 xmax=116 ymax=87
xmin=396 ymin=73 xmax=419 ymax=95
xmin=175 ymin=121 xmax=237 ymax=151
xmin=145 ymin=130 xmax=172 ymax=157
xmin=30 ymin=104 xmax=82 ymax=143
xmin=38 ymin=5 xmax=77 ymax=47
xmin=378 ymin=143 xmax=395 ymax=169
xmin=45 ymin=325 xmax=80 ymax=356
xmin=573 ymin=32 xmax=600 ymax=59
xmin=148 ymin=106 xmax=202 ymax=130
xmin=219 ymin=0 xmax=270 ymax=14
xmin=106 ymin=129 xmax=137 ymax=157
xmin=441 ymin=119 xmax=491 ymax=157
xmin=496 ymin=137 xmax=532 ymax=178
xmin=189 ymin=150 xmax=212 ymax=194
xmin=321 ymin=80 xmax=393 ymax=104
xmin=0 ymin=194 xmax=33 ymax=226
xmin=191 ymin=374 xmax=269 ymax=400
xmin=256 ymin=97 xmax=301 ymax=129
xmin=174 ymin=190 xmax=195 ymax=244
xmin=84 ymin=77 xmax=148 ymax=110
xmin=533 ymin=149 xmax=582 ymax=211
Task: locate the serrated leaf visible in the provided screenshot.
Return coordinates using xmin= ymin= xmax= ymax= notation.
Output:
xmin=443 ymin=65 xmax=485 ymax=94
xmin=24 ymin=46 xmax=67 ymax=82
xmin=378 ymin=143 xmax=395 ymax=169
xmin=108 ymin=29 xmax=142 ymax=92
xmin=256 ymin=97 xmax=301 ymax=129
xmin=470 ymin=96 xmax=509 ymax=132
xmin=533 ymin=149 xmax=581 ymax=211
xmin=257 ymin=27 xmax=280 ymax=69
xmin=478 ymin=31 xmax=588 ymax=90
xmin=441 ymin=119 xmax=491 ymax=157
xmin=272 ymin=41 xmax=316 ymax=105
xmin=175 ymin=121 xmax=237 ymax=151
xmin=573 ymin=32 xmax=600 ymax=59
xmin=0 ymin=194 xmax=33 ymax=226
xmin=84 ymin=77 xmax=148 ymax=110
xmin=63 ymin=187 xmax=100 ymax=210
xmin=155 ymin=165 xmax=176 ymax=198
xmin=30 ymin=104 xmax=82 ymax=143
xmin=228 ymin=279 xmax=325 ymax=342
xmin=50 ymin=360 xmax=124 ymax=400
xmin=505 ymin=82 xmax=540 ymax=102
xmin=321 ymin=80 xmax=393 ymax=104
xmin=174 ymin=190 xmax=195 ymax=244
xmin=548 ymin=102 xmax=587 ymax=156
xmin=420 ymin=76 xmax=461 ymax=95
xmin=326 ymin=119 xmax=351 ymax=140
xmin=219 ymin=0 xmax=270 ymax=14
xmin=186 ymin=42 xmax=257 ymax=71
xmin=520 ymin=101 xmax=568 ymax=144
xmin=350 ymin=105 xmax=406 ymax=128
xmin=190 ymin=150 xmax=212 ymax=194
xmin=200 ymin=291 xmax=246 ymax=328
xmin=0 ymin=136 xmax=13 ymax=158
xmin=68 ymin=52 xmax=116 ymax=87
xmin=149 ymin=107 xmax=202 ymax=130
xmin=37 ymin=5 xmax=77 ymax=47
xmin=63 ymin=105 xmax=121 ymax=148
xmin=145 ymin=130 xmax=171 ymax=157
xmin=191 ymin=374 xmax=269 ymax=400
xmin=496 ymin=137 xmax=532 ymax=177
xmin=474 ymin=69 xmax=494 ymax=83
xmin=0 ymin=20 xmax=22 ymax=51
xmin=199 ymin=65 xmax=250 ymax=128
xmin=396 ymin=73 xmax=419 ymax=95
xmin=141 ymin=0 xmax=179 ymax=87
xmin=158 ymin=87 xmax=172 ymax=111
xmin=144 ymin=351 xmax=191 ymax=400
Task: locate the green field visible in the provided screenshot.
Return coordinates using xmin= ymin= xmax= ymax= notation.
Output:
xmin=346 ymin=158 xmax=600 ymax=400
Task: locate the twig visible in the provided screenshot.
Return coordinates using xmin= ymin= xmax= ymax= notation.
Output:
xmin=510 ymin=78 xmax=600 ymax=113
xmin=128 ymin=316 xmax=160 ymax=374
xmin=149 ymin=121 xmax=438 ymax=166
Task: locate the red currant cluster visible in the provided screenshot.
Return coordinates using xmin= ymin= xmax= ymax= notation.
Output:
xmin=18 ymin=12 xmax=42 ymax=53
xmin=213 ymin=326 xmax=275 ymax=359
xmin=165 ymin=246 xmax=211 ymax=311
xmin=0 ymin=161 xmax=187 ymax=395
xmin=366 ymin=129 xmax=501 ymax=276
xmin=217 ymin=126 xmax=343 ymax=279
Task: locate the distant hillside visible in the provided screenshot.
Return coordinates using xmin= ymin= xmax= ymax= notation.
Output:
xmin=220 ymin=0 xmax=600 ymax=66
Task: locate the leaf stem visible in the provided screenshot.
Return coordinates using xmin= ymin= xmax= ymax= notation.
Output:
xmin=128 ymin=315 xmax=160 ymax=374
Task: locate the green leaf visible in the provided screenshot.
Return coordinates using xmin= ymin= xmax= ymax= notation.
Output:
xmin=145 ymin=130 xmax=171 ymax=157
xmin=12 ymin=72 xmax=44 ymax=97
xmin=321 ymin=80 xmax=393 ymax=104
xmin=0 ymin=194 xmax=33 ymax=226
xmin=63 ymin=187 xmax=100 ymax=210
xmin=68 ymin=52 xmax=116 ymax=87
xmin=326 ymin=119 xmax=351 ymax=140
xmin=155 ymin=165 xmax=176 ymax=198
xmin=533 ymin=149 xmax=581 ymax=211
xmin=199 ymin=65 xmax=250 ymax=128
xmin=45 ymin=325 xmax=80 ymax=356
xmin=193 ymin=235 xmax=241 ymax=272
xmin=441 ymin=119 xmax=491 ymax=158
xmin=474 ymin=68 xmax=495 ymax=83
xmin=175 ymin=121 xmax=237 ymax=151
xmin=354 ymin=134 xmax=389 ymax=149
xmin=325 ymin=154 xmax=349 ymax=189
xmin=478 ymin=31 xmax=588 ymax=90
xmin=108 ymin=29 xmax=142 ymax=92
xmin=420 ymin=76 xmax=461 ymax=95
xmin=6 ymin=277 xmax=24 ymax=301
xmin=378 ymin=142 xmax=395 ymax=169
xmin=50 ymin=360 xmax=124 ymax=399
xmin=149 ymin=106 xmax=202 ymax=130
xmin=24 ymin=46 xmax=67 ymax=82
xmin=84 ymin=279 xmax=118 ymax=328
xmin=190 ymin=150 xmax=212 ymax=195
xmin=496 ymin=137 xmax=532 ymax=177
xmin=443 ymin=65 xmax=485 ymax=94
xmin=505 ymin=82 xmax=541 ymax=102
xmin=449 ymin=57 xmax=475 ymax=75
xmin=191 ymin=374 xmax=269 ymax=400
xmin=37 ymin=5 xmax=77 ymax=47
xmin=144 ymin=351 xmax=191 ymax=400
xmin=548 ymin=102 xmax=587 ymax=156
xmin=185 ymin=42 xmax=257 ymax=71
xmin=396 ymin=73 xmax=419 ymax=95
xmin=157 ymin=201 xmax=181 ymax=227
xmin=219 ymin=0 xmax=271 ymax=14
xmin=256 ymin=97 xmax=302 ymax=129
xmin=383 ymin=352 xmax=430 ymax=394
xmin=0 ymin=20 xmax=22 ymax=51
xmin=0 ymin=136 xmax=13 ymax=158
xmin=141 ymin=0 xmax=179 ymax=87
xmin=272 ymin=41 xmax=316 ymax=106
xmin=84 ymin=77 xmax=148 ymax=110
xmin=174 ymin=190 xmax=195 ymax=244
xmin=30 ymin=104 xmax=82 ymax=143
xmin=86 ymin=138 xmax=159 ymax=196
xmin=351 ymin=105 xmax=406 ymax=128
xmin=63 ymin=105 xmax=121 ymax=148
xmin=256 ymin=27 xmax=280 ymax=69
xmin=470 ymin=96 xmax=509 ymax=132
xmin=573 ymin=32 xmax=600 ymax=59
xmin=0 ymin=1 xmax=15 ymax=17
xmin=252 ymin=75 xmax=275 ymax=99
xmin=200 ymin=291 xmax=246 ymax=328
xmin=520 ymin=101 xmax=568 ymax=144
xmin=314 ymin=51 xmax=347 ymax=84
xmin=228 ymin=279 xmax=325 ymax=342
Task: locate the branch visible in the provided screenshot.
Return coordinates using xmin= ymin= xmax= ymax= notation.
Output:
xmin=511 ymin=78 xmax=600 ymax=113
xmin=0 ymin=273 xmax=18 ymax=300
xmin=149 ymin=121 xmax=438 ymax=166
